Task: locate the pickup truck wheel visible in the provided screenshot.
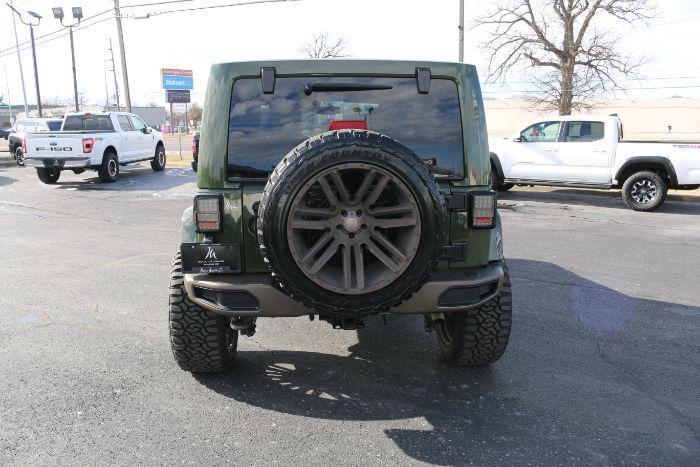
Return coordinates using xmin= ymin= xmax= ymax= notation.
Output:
xmin=36 ymin=168 xmax=61 ymax=184
xmin=15 ymin=147 xmax=25 ymax=166
xmin=150 ymin=145 xmax=166 ymax=171
xmin=434 ymin=264 xmax=512 ymax=366
xmin=621 ymin=171 xmax=668 ymax=211
xmin=257 ymin=130 xmax=447 ymax=318
xmin=490 ymin=163 xmax=513 ymax=191
xmin=169 ymin=253 xmax=237 ymax=373
xmin=98 ymin=153 xmax=119 ymax=183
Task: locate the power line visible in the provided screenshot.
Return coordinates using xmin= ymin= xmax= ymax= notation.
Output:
xmin=0 ymin=8 xmax=113 ymax=55
xmin=120 ymin=0 xmax=301 ymax=18
xmin=120 ymin=0 xmax=196 ymax=7
xmin=0 ymin=16 xmax=114 ymax=59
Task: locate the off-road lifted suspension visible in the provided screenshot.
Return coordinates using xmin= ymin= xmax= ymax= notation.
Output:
xmin=318 ymin=315 xmax=366 ymax=330
xmin=231 ymin=317 xmax=257 ymax=336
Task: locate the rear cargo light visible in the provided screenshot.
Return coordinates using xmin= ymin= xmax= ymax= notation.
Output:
xmin=82 ymin=138 xmax=94 ymax=154
xmin=329 ymin=120 xmax=368 ymax=131
xmin=468 ymin=191 xmax=497 ymax=229
xmin=193 ymin=194 xmax=223 ymax=233
xmin=22 ymin=139 xmax=27 ymax=154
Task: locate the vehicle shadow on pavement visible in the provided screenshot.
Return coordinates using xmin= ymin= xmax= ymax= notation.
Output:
xmin=0 ymin=173 xmax=17 ymax=186
xmin=194 ymin=259 xmax=700 ymax=464
xmin=499 ymin=189 xmax=700 ymax=215
xmin=50 ymin=166 xmax=194 ymax=191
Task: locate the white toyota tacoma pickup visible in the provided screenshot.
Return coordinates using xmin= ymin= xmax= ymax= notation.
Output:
xmin=24 ymin=112 xmax=166 ymax=184
xmin=489 ymin=115 xmax=700 ymax=211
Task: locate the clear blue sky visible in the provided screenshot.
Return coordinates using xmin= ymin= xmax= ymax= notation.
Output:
xmin=1 ymin=0 xmax=699 ymax=109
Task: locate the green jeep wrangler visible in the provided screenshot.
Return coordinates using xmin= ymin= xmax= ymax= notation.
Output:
xmin=169 ymin=60 xmax=512 ymax=373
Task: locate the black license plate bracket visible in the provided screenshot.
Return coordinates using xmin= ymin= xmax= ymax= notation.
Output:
xmin=180 ymin=243 xmax=241 ymax=274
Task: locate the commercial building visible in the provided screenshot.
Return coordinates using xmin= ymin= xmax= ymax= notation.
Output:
xmin=484 ymin=98 xmax=700 ymax=141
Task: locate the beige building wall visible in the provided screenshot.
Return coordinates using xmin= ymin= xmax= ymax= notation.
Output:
xmin=484 ymin=98 xmax=700 ymax=141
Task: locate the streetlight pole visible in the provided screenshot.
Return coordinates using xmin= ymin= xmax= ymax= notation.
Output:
xmin=7 ymin=1 xmax=28 ymax=116
xmin=458 ymin=0 xmax=464 ymax=62
xmin=29 ymin=23 xmax=42 ymax=117
xmin=52 ymin=7 xmax=83 ymax=112
xmin=7 ymin=4 xmax=42 ymax=117
xmin=69 ymin=27 xmax=79 ymax=111
xmin=113 ymin=0 xmax=132 ymax=112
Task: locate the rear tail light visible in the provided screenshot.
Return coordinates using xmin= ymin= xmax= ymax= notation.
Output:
xmin=192 ymin=136 xmax=199 ymax=156
xmin=82 ymin=138 xmax=94 ymax=154
xmin=21 ymin=139 xmax=27 ymax=154
xmin=469 ymin=191 xmax=497 ymax=229
xmin=194 ymin=194 xmax=223 ymax=233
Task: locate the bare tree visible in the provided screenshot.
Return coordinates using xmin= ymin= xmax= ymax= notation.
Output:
xmin=475 ymin=0 xmax=655 ymax=114
xmin=78 ymin=91 xmax=89 ymax=109
xmin=188 ymin=103 xmax=203 ymax=128
xmin=300 ymin=32 xmax=349 ymax=58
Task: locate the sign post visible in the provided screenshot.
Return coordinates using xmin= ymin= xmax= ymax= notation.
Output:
xmin=161 ymin=68 xmax=193 ymax=134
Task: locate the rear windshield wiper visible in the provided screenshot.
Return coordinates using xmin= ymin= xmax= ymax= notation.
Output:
xmin=304 ymin=83 xmax=393 ymax=95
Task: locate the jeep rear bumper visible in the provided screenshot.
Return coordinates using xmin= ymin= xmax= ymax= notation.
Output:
xmin=183 ymin=261 xmax=505 ymax=317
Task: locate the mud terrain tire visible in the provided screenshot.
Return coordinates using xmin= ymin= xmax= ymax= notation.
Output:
xmin=435 ymin=264 xmax=512 ymax=366
xmin=169 ymin=253 xmax=237 ymax=373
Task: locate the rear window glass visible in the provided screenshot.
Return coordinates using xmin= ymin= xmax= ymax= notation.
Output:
xmin=227 ymin=77 xmax=464 ymax=179
xmin=47 ymin=121 xmax=62 ymax=131
xmin=63 ymin=115 xmax=114 ymax=131
xmin=564 ymin=121 xmax=605 ymax=142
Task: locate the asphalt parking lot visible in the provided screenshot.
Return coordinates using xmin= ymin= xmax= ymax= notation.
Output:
xmin=1 ymin=164 xmax=698 ymax=465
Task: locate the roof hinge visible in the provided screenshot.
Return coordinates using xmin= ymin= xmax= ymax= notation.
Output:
xmin=416 ymin=67 xmax=431 ymax=94
xmin=261 ymin=67 xmax=276 ymax=94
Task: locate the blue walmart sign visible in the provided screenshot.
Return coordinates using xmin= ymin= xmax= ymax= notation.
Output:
xmin=162 ymin=76 xmax=193 ymax=90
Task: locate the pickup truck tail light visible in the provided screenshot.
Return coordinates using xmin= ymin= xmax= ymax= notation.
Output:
xmin=469 ymin=191 xmax=497 ymax=229
xmin=193 ymin=194 xmax=223 ymax=233
xmin=192 ymin=136 xmax=199 ymax=156
xmin=82 ymin=138 xmax=94 ymax=154
xmin=21 ymin=139 xmax=27 ymax=154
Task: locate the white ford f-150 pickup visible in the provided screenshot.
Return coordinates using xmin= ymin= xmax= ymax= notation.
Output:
xmin=489 ymin=115 xmax=700 ymax=211
xmin=24 ymin=112 xmax=166 ymax=184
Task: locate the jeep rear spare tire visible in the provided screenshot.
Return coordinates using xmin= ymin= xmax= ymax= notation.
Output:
xmin=257 ymin=130 xmax=447 ymax=318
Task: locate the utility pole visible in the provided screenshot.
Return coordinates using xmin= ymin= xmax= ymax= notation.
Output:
xmin=113 ymin=0 xmax=132 ymax=112
xmin=458 ymin=0 xmax=464 ymax=62
xmin=108 ymin=39 xmax=120 ymax=110
xmin=103 ymin=60 xmax=110 ymax=109
xmin=8 ymin=0 xmax=28 ymax=116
